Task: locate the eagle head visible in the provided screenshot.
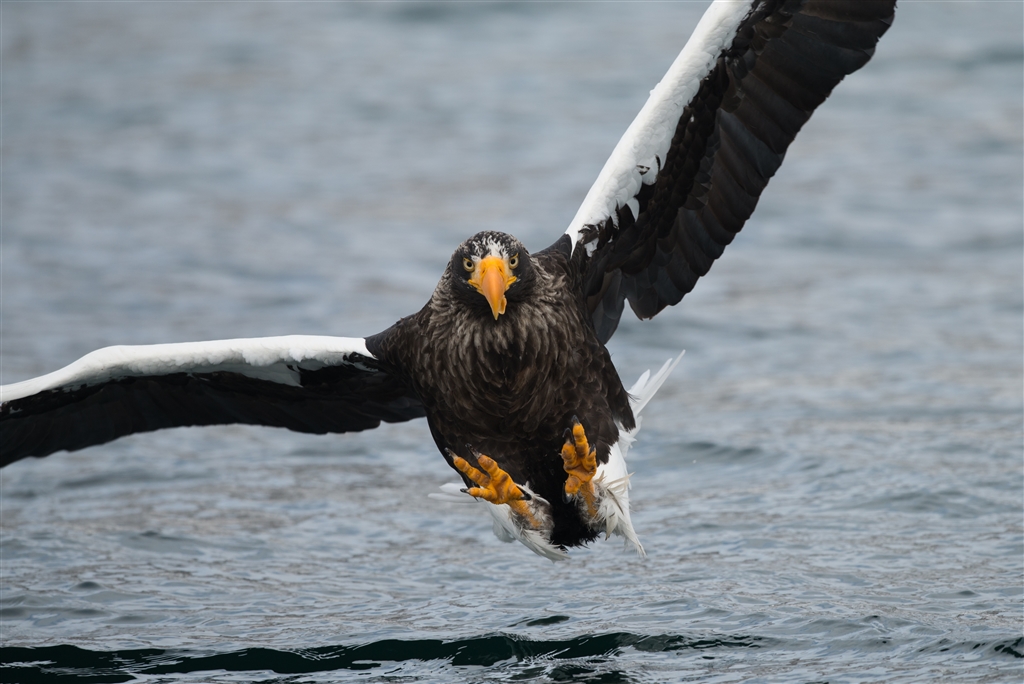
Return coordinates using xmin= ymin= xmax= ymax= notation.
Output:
xmin=448 ymin=232 xmax=534 ymax=320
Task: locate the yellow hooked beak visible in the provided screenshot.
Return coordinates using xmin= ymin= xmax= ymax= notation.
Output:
xmin=468 ymin=256 xmax=517 ymax=320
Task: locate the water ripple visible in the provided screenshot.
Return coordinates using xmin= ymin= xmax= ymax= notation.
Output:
xmin=1 ymin=633 xmax=764 ymax=681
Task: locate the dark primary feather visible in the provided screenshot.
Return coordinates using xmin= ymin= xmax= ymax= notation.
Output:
xmin=0 ymin=360 xmax=424 ymax=467
xmin=576 ymin=0 xmax=897 ymax=343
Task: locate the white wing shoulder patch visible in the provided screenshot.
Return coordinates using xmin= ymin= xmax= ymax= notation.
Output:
xmin=565 ymin=0 xmax=752 ymax=254
xmin=0 ymin=336 xmax=374 ymax=404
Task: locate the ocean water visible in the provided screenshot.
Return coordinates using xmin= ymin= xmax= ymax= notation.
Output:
xmin=1 ymin=2 xmax=1021 ymax=682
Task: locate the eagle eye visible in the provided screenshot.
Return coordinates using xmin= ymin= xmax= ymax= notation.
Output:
xmin=509 ymin=254 xmax=519 ymax=269
xmin=462 ymin=257 xmax=474 ymax=272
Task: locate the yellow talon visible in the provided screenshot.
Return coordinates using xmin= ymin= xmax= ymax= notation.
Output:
xmin=451 ymin=451 xmax=538 ymax=528
xmin=561 ymin=418 xmax=598 ymax=518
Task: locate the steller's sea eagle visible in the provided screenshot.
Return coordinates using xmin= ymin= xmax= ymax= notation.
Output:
xmin=0 ymin=0 xmax=897 ymax=560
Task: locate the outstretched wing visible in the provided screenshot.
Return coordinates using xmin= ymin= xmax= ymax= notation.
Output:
xmin=561 ymin=0 xmax=896 ymax=342
xmin=0 ymin=335 xmax=424 ymax=466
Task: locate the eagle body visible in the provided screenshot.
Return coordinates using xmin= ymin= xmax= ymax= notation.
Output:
xmin=368 ymin=234 xmax=634 ymax=549
xmin=0 ymin=1 xmax=897 ymax=560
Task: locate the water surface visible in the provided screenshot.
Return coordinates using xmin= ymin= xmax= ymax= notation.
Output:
xmin=1 ymin=2 xmax=1021 ymax=682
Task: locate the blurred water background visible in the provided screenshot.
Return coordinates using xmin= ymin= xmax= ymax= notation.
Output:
xmin=1 ymin=2 xmax=1021 ymax=682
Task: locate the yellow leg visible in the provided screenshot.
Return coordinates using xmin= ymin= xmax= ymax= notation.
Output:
xmin=561 ymin=417 xmax=598 ymax=518
xmin=450 ymin=450 xmax=538 ymax=528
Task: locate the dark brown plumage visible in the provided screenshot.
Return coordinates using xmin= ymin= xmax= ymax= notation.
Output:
xmin=368 ymin=232 xmax=633 ymax=547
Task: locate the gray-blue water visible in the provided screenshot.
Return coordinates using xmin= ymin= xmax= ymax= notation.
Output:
xmin=1 ymin=2 xmax=1021 ymax=682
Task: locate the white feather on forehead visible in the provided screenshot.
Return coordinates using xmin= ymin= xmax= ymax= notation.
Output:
xmin=484 ymin=238 xmax=508 ymax=258
xmin=462 ymin=232 xmax=519 ymax=260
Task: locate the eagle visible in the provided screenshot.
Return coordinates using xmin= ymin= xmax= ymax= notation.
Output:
xmin=0 ymin=1 xmax=896 ymax=560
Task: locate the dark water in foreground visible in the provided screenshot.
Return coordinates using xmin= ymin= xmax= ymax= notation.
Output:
xmin=1 ymin=2 xmax=1021 ymax=682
